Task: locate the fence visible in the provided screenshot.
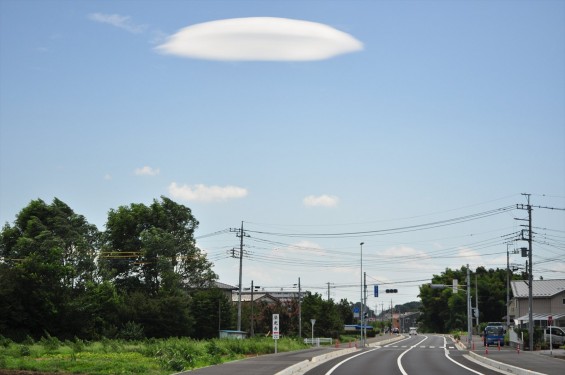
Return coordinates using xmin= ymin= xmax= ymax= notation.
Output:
xmin=304 ymin=338 xmax=333 ymax=346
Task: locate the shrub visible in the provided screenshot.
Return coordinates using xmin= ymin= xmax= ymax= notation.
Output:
xmin=119 ymin=321 xmax=145 ymax=340
xmin=19 ymin=345 xmax=31 ymax=357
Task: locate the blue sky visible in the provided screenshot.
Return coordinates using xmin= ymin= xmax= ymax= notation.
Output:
xmin=1 ymin=0 xmax=564 ymax=309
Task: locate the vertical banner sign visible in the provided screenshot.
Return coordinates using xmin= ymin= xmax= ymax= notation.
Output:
xmin=374 ymin=285 xmax=379 ymax=297
xmin=272 ymin=314 xmax=280 ymax=339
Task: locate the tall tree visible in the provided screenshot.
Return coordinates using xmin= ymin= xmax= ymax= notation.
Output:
xmin=0 ymin=198 xmax=99 ymax=339
xmin=102 ymin=196 xmax=216 ymax=294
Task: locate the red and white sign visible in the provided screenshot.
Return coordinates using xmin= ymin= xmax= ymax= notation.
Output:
xmin=272 ymin=314 xmax=280 ymax=339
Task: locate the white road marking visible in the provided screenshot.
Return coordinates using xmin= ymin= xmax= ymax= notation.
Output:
xmin=442 ymin=336 xmax=484 ymax=375
xmin=397 ymin=335 xmax=429 ymax=375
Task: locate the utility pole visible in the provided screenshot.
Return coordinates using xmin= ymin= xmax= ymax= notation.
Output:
xmin=299 ymin=277 xmax=302 ymax=338
xmin=231 ymin=221 xmax=248 ymax=332
xmin=475 ymin=274 xmax=479 ymax=328
xmin=517 ymin=194 xmax=533 ymax=351
xmin=363 ymin=272 xmax=367 ymax=345
xmin=507 ymin=244 xmax=519 ymax=328
xmin=467 ymin=264 xmax=472 ymax=349
xmin=327 ymin=282 xmax=331 ymax=300
xmin=250 ymin=280 xmax=255 ymax=337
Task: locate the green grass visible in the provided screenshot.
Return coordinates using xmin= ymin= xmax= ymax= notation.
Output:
xmin=0 ymin=336 xmax=309 ymax=374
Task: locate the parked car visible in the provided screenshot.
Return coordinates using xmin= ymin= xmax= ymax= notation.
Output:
xmin=392 ymin=327 xmax=399 ymax=334
xmin=544 ymin=326 xmax=565 ymax=348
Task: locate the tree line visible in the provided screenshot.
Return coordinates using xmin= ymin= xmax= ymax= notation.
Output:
xmin=0 ymin=197 xmax=354 ymax=342
xmin=418 ymin=266 xmax=523 ymax=333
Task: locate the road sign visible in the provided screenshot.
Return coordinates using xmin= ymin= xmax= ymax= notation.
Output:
xmin=548 ymin=315 xmax=553 ymax=326
xmin=272 ymin=314 xmax=280 ymax=339
xmin=374 ymin=285 xmax=379 ymax=297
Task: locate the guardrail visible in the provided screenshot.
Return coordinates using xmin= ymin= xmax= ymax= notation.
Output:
xmin=304 ymin=338 xmax=332 ymax=346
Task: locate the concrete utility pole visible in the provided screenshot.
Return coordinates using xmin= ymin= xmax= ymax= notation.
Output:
xmin=475 ymin=274 xmax=479 ymax=328
xmin=360 ymin=242 xmax=364 ymax=347
xmin=299 ymin=277 xmax=302 ymax=338
xmin=518 ymin=194 xmax=534 ymax=351
xmin=467 ymin=265 xmax=472 ymax=349
xmin=526 ymin=197 xmax=533 ymax=352
xmin=231 ymin=221 xmax=248 ymax=332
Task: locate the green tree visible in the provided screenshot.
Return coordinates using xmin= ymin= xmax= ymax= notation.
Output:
xmin=102 ymin=196 xmax=216 ymax=295
xmin=190 ymin=288 xmax=233 ymax=339
xmin=301 ymin=292 xmax=343 ymax=338
xmin=0 ymin=198 xmax=100 ymax=339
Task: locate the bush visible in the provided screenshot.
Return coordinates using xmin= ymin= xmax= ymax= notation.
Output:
xmin=39 ymin=332 xmax=60 ymax=353
xmin=19 ymin=345 xmax=31 ymax=357
xmin=118 ymin=321 xmax=145 ymax=341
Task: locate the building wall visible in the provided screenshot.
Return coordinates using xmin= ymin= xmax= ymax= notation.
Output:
xmin=550 ymin=292 xmax=565 ymax=314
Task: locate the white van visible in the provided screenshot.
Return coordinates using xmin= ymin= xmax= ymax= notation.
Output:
xmin=544 ymin=326 xmax=565 ymax=348
xmin=409 ymin=327 xmax=417 ymax=336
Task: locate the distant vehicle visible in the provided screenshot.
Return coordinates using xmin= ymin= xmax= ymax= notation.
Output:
xmin=409 ymin=327 xmax=417 ymax=336
xmin=544 ymin=326 xmax=565 ymax=348
xmin=392 ymin=327 xmax=399 ymax=334
xmin=484 ymin=325 xmax=505 ymax=347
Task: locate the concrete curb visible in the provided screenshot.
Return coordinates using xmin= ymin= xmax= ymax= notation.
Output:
xmin=468 ymin=351 xmax=546 ymax=375
xmin=275 ymin=335 xmax=406 ymax=375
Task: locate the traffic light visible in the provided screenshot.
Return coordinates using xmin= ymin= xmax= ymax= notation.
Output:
xmin=385 ymin=289 xmax=398 ymax=293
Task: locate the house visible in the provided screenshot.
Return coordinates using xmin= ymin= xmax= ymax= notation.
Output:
xmin=508 ymin=279 xmax=565 ymax=327
xmin=231 ymin=292 xmax=280 ymax=305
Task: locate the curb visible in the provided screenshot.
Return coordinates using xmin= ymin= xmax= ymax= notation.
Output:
xmin=468 ymin=351 xmax=546 ymax=375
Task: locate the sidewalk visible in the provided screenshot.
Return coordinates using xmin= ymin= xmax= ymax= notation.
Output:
xmin=455 ymin=335 xmax=565 ymax=375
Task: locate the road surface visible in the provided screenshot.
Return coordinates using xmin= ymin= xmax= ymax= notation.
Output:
xmin=305 ymin=334 xmax=502 ymax=375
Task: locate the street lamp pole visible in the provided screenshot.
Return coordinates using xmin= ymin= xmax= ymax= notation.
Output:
xmin=360 ymin=242 xmax=364 ymax=348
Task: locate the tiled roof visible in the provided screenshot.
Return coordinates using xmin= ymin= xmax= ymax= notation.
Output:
xmin=511 ymin=279 xmax=565 ymax=298
xmin=214 ymin=281 xmax=238 ymax=290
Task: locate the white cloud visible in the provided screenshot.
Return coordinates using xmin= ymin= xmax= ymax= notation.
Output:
xmin=104 ymin=174 xmax=112 ymax=180
xmin=168 ymin=182 xmax=248 ymax=202
xmin=134 ymin=166 xmax=160 ymax=176
xmin=88 ymin=13 xmax=146 ymax=34
xmin=303 ymin=194 xmax=339 ymax=207
xmin=155 ymin=17 xmax=363 ymax=61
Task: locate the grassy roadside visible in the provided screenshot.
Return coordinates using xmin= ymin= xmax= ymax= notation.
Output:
xmin=0 ymin=336 xmax=309 ymax=374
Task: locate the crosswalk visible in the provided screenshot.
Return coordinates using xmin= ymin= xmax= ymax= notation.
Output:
xmin=377 ymin=345 xmax=457 ymax=349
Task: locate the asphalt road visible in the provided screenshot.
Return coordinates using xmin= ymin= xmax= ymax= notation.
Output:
xmin=304 ymin=335 xmax=502 ymax=375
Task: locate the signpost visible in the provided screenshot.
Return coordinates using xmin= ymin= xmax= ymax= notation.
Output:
xmin=272 ymin=314 xmax=280 ymax=353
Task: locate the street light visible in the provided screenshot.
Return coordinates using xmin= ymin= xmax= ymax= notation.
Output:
xmin=360 ymin=242 xmax=364 ymax=348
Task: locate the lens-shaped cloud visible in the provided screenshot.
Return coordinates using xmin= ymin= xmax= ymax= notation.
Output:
xmin=169 ymin=182 xmax=248 ymax=202
xmin=156 ymin=17 xmax=363 ymax=61
xmin=303 ymin=194 xmax=339 ymax=207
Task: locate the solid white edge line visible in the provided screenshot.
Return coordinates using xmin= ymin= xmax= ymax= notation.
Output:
xmin=324 ymin=347 xmax=379 ymax=375
xmin=442 ymin=336 xmax=484 ymax=375
xmin=397 ymin=335 xmax=429 ymax=375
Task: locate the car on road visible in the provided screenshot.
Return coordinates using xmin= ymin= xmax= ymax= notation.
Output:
xmin=392 ymin=327 xmax=399 ymax=334
xmin=409 ymin=327 xmax=417 ymax=336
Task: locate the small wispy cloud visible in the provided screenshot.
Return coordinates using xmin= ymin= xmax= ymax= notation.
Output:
xmin=303 ymin=194 xmax=339 ymax=208
xmin=104 ymin=174 xmax=112 ymax=180
xmin=168 ymin=182 xmax=248 ymax=202
xmin=155 ymin=17 xmax=363 ymax=61
xmin=88 ymin=13 xmax=147 ymax=34
xmin=134 ymin=166 xmax=160 ymax=176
